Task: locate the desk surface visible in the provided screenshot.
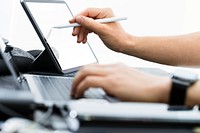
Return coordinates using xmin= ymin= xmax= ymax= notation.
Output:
xmin=0 ymin=72 xmax=198 ymax=133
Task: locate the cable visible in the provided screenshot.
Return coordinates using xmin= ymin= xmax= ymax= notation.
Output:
xmin=59 ymin=106 xmax=80 ymax=132
xmin=35 ymin=104 xmax=54 ymax=126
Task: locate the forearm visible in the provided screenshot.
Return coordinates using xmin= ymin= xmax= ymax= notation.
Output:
xmin=121 ymin=32 xmax=200 ymax=66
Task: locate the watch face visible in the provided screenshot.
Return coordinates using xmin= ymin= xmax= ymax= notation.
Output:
xmin=173 ymin=69 xmax=198 ymax=82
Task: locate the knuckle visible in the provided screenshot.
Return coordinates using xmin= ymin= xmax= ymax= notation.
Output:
xmin=81 ymin=77 xmax=92 ymax=88
xmin=85 ymin=8 xmax=91 ymax=12
xmin=104 ymin=8 xmax=114 ymax=16
xmin=84 ymin=76 xmax=94 ymax=85
xmin=105 ymin=76 xmax=114 ymax=84
xmin=81 ymin=66 xmax=90 ymax=73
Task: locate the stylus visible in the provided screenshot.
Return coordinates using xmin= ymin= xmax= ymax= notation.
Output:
xmin=53 ymin=17 xmax=127 ymax=29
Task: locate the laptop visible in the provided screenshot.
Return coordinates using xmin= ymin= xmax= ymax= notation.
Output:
xmin=20 ymin=0 xmax=98 ymax=75
xmin=2 ymin=37 xmax=200 ymax=126
xmin=5 ymin=0 xmax=200 ymax=126
xmin=0 ymin=36 xmax=116 ymax=106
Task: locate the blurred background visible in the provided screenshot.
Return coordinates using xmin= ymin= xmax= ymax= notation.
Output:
xmin=1 ymin=0 xmax=200 ymax=72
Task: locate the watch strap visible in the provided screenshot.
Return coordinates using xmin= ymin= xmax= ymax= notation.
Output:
xmin=169 ymin=78 xmax=190 ymax=106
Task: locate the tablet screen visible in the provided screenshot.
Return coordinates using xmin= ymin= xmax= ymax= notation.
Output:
xmin=24 ymin=1 xmax=97 ymax=72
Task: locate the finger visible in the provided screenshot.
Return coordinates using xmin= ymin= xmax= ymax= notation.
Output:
xmin=77 ymin=27 xmax=84 ymax=43
xmin=82 ymin=36 xmax=87 ymax=44
xmin=79 ymin=28 xmax=90 ymax=43
xmin=77 ymin=27 xmax=86 ymax=43
xmin=77 ymin=29 xmax=86 ymax=43
xmin=69 ymin=17 xmax=76 ymax=23
xmin=72 ymin=64 xmax=105 ymax=93
xmin=74 ymin=76 xmax=105 ymax=98
xmin=82 ymin=29 xmax=90 ymax=43
xmin=72 ymin=27 xmax=81 ymax=36
xmin=77 ymin=29 xmax=85 ymax=43
xmin=75 ymin=16 xmax=104 ymax=35
xmin=69 ymin=8 xmax=102 ymax=24
xmin=71 ymin=64 xmax=110 ymax=96
xmin=70 ymin=8 xmax=114 ymax=35
xmin=70 ymin=8 xmax=107 ymax=21
xmin=73 ymin=28 xmax=90 ymax=43
xmin=71 ymin=63 xmax=120 ymax=96
xmin=81 ymin=8 xmax=114 ymax=19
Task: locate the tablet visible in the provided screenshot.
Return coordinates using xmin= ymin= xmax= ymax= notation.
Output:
xmin=21 ymin=0 xmax=98 ymax=74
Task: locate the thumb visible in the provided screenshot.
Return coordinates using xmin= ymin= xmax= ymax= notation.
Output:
xmin=75 ymin=16 xmax=103 ymax=34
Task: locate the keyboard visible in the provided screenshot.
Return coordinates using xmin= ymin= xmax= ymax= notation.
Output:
xmin=32 ymin=75 xmax=107 ymax=101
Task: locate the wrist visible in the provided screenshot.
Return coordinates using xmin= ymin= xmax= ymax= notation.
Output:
xmin=119 ymin=33 xmax=140 ymax=54
xmin=185 ymin=81 xmax=200 ymax=107
xmin=169 ymin=70 xmax=198 ymax=107
xmin=157 ymin=77 xmax=172 ymax=104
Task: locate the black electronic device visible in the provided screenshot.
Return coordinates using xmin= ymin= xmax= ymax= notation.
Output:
xmin=20 ymin=0 xmax=98 ymax=74
xmin=0 ymin=43 xmax=41 ymax=75
xmin=169 ymin=69 xmax=198 ymax=106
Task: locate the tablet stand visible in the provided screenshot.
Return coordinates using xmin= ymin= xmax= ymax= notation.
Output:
xmin=30 ymin=49 xmax=62 ymax=74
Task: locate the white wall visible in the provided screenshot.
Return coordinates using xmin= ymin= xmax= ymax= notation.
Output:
xmin=183 ymin=0 xmax=200 ymax=33
xmin=1 ymin=0 xmax=200 ymax=71
xmin=0 ymin=0 xmax=15 ymax=39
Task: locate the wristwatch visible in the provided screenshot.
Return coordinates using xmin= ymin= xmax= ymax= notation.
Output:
xmin=169 ymin=69 xmax=198 ymax=106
